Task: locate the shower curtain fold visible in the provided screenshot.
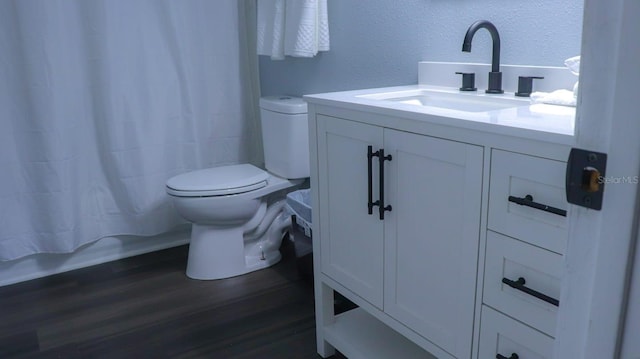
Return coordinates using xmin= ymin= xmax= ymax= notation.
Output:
xmin=0 ymin=0 xmax=260 ymax=261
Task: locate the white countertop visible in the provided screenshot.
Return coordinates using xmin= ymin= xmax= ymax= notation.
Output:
xmin=304 ymin=84 xmax=576 ymax=146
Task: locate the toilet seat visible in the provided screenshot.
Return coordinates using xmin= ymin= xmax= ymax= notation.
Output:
xmin=166 ymin=164 xmax=269 ymax=197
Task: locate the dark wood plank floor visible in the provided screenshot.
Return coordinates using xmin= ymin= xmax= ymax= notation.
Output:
xmin=0 ymin=241 xmax=346 ymax=358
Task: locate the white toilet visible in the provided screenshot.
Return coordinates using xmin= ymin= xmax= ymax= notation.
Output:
xmin=166 ymin=96 xmax=309 ymax=280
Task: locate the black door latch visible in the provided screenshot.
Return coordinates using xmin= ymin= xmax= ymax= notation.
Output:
xmin=566 ymin=148 xmax=607 ymax=210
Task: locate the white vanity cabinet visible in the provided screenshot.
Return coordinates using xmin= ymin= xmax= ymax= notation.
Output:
xmin=306 ymin=82 xmax=575 ymax=359
xmin=315 ymin=114 xmax=483 ymax=358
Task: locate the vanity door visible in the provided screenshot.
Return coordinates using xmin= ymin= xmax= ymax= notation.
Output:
xmin=383 ymin=128 xmax=483 ymax=358
xmin=316 ymin=115 xmax=385 ymax=309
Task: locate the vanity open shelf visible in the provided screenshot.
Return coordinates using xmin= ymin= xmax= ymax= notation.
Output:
xmin=325 ymin=308 xmax=433 ymax=359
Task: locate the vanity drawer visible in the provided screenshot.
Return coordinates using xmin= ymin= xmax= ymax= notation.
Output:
xmin=479 ymin=306 xmax=554 ymax=359
xmin=483 ymin=231 xmax=562 ymax=336
xmin=488 ymin=149 xmax=568 ymax=254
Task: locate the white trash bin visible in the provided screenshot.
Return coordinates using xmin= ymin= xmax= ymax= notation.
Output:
xmin=285 ymin=189 xmax=313 ymax=279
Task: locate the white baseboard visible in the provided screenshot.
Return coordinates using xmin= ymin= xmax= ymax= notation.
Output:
xmin=0 ymin=226 xmax=191 ymax=287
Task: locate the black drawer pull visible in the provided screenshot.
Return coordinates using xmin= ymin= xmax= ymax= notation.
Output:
xmin=502 ymin=277 xmax=559 ymax=306
xmin=367 ymin=146 xmax=392 ymax=219
xmin=377 ymin=148 xmax=392 ymax=220
xmin=367 ymin=146 xmax=378 ymax=215
xmin=496 ymin=354 xmax=519 ymax=359
xmin=508 ymin=194 xmax=567 ymax=217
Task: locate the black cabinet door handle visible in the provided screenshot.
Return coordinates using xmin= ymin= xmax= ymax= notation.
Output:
xmin=502 ymin=277 xmax=559 ymax=306
xmin=496 ymin=353 xmax=519 ymax=359
xmin=377 ymin=148 xmax=392 ymax=220
xmin=508 ymin=194 xmax=567 ymax=217
xmin=367 ymin=146 xmax=379 ymax=215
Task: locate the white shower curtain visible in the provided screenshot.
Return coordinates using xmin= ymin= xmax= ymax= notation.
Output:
xmin=0 ymin=0 xmax=261 ymax=261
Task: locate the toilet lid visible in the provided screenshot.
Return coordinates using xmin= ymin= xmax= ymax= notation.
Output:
xmin=166 ymin=164 xmax=269 ymax=197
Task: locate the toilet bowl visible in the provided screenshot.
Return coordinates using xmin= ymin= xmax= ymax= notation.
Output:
xmin=166 ymin=96 xmax=308 ymax=280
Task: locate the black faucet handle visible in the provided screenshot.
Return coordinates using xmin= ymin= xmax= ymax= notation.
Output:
xmin=515 ymin=76 xmax=544 ymax=97
xmin=455 ymin=72 xmax=477 ymax=91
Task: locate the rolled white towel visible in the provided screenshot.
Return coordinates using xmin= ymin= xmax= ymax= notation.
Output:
xmin=564 ymin=56 xmax=580 ymax=99
xmin=531 ymin=90 xmax=577 ymax=107
xmin=564 ymin=56 xmax=580 ymax=76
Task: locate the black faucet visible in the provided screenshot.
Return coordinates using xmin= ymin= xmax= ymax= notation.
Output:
xmin=462 ymin=20 xmax=503 ymax=94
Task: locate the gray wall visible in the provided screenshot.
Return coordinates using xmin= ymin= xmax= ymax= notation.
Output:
xmin=259 ymin=0 xmax=584 ymax=97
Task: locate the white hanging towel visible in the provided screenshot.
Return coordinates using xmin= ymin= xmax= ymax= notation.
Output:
xmin=317 ymin=0 xmax=330 ymax=52
xmin=257 ymin=0 xmax=330 ymax=59
xmin=257 ymin=0 xmax=286 ymax=60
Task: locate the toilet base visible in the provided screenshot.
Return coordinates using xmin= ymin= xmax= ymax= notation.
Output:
xmin=185 ymin=217 xmax=287 ymax=280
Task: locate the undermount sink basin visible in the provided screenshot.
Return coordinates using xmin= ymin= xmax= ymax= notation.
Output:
xmin=358 ymin=89 xmax=528 ymax=113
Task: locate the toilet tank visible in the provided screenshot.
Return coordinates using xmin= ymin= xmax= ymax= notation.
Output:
xmin=259 ymin=96 xmax=309 ymax=179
